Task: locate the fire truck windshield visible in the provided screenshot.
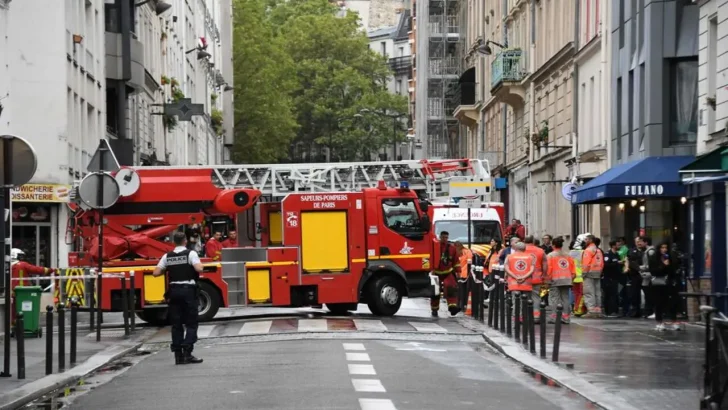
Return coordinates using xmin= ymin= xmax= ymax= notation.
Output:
xmin=434 ymin=220 xmax=502 ymax=244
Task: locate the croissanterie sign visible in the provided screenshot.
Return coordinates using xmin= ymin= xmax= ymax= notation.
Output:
xmin=11 ymin=184 xmax=71 ymax=202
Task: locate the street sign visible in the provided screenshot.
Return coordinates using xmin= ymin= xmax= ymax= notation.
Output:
xmin=164 ymin=98 xmax=204 ymax=122
xmin=448 ymin=176 xmax=491 ymax=198
xmin=0 ymin=135 xmax=38 ymax=187
xmin=87 ymin=139 xmax=120 ymax=174
xmin=78 ymin=173 xmax=121 ymax=209
xmin=561 ymin=183 xmax=577 ymax=201
xmin=458 ymin=197 xmax=482 ymax=208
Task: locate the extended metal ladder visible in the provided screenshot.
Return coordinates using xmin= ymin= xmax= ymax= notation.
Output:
xmin=129 ymin=158 xmax=491 ymax=199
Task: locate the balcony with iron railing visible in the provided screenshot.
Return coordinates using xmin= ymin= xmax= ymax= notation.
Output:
xmin=427 ymin=15 xmax=459 ymax=37
xmin=453 ymin=66 xmax=478 ymax=127
xmin=389 ymin=56 xmax=412 ymax=75
xmin=490 ymin=49 xmax=527 ymax=107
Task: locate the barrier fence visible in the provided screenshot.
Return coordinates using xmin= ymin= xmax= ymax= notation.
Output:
xmin=466 ymin=264 xmax=565 ymax=364
xmin=10 ymin=270 xmax=138 ymax=380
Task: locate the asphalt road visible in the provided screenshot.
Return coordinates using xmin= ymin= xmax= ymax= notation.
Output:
xmin=66 ymin=337 xmax=589 ymax=410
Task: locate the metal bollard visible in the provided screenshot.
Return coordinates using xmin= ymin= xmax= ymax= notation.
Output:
xmin=96 ymin=272 xmax=102 ymax=342
xmin=129 ymin=272 xmax=136 ymax=333
xmin=499 ymin=280 xmax=506 ymax=333
xmin=514 ymin=291 xmax=521 ymax=342
xmin=552 ymin=303 xmax=563 ymax=362
xmin=16 ymin=312 xmax=25 ymax=380
xmin=527 ymin=298 xmax=536 ymax=354
xmin=45 ymin=305 xmax=53 ymax=375
xmin=492 ymin=281 xmax=500 ymax=330
xmin=58 ymin=304 xmax=65 ymax=372
xmin=477 ymin=268 xmax=485 ymax=322
xmin=539 ymin=301 xmax=547 ymax=358
xmin=88 ymin=271 xmax=95 ymax=332
xmin=487 ymin=277 xmax=495 ymax=327
xmin=521 ymin=293 xmax=529 ymax=349
xmin=121 ymin=276 xmax=130 ymax=337
xmin=70 ymin=299 xmax=78 ymax=366
xmin=506 ymin=291 xmax=512 ymax=337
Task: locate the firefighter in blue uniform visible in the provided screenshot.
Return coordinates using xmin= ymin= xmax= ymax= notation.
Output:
xmin=153 ymin=231 xmax=205 ymax=365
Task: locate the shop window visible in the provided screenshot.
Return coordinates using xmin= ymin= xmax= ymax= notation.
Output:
xmin=12 ymin=204 xmax=51 ymax=223
xmin=705 ymin=200 xmax=712 ymax=276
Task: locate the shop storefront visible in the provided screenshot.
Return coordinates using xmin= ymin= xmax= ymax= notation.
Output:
xmin=570 ymin=156 xmax=694 ymax=247
xmin=680 ymin=148 xmax=728 ymax=313
xmin=10 ymin=184 xmax=71 ymax=268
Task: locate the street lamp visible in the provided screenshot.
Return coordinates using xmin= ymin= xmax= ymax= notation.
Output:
xmin=135 ymin=0 xmax=172 ymax=15
xmin=476 ymin=40 xmax=506 ymax=56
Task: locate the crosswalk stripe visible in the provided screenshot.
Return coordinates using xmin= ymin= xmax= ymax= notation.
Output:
xmin=407 ymin=322 xmax=448 ymax=333
xmin=298 ymin=319 xmax=328 ymax=332
xmin=238 ymin=320 xmax=273 ymax=335
xmin=353 ymin=319 xmax=387 ymax=332
xmin=348 ymin=364 xmax=376 ymax=375
xmin=197 ymin=325 xmax=216 ymax=338
xmin=346 ymin=352 xmax=370 ymax=361
xmin=359 ymin=399 xmax=397 ymax=410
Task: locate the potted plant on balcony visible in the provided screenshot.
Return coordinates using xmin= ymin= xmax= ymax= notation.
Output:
xmin=161 ymin=75 xmax=170 ymax=85
xmin=706 ymin=96 xmax=717 ymax=111
xmin=539 ymin=121 xmax=549 ymax=146
xmin=211 ymin=108 xmax=224 ymax=135
xmin=164 ymin=85 xmax=186 ymax=132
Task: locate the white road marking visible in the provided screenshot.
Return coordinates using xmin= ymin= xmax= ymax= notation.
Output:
xmin=348 ymin=364 xmax=376 ymax=375
xmin=353 ymin=319 xmax=387 ymax=332
xmin=359 ymin=398 xmax=397 ymax=410
xmin=408 ymin=322 xmax=448 ymax=333
xmin=343 ymin=343 xmax=366 ymax=351
xmin=238 ymin=320 xmax=272 ymax=335
xmin=351 ymin=379 xmax=386 ymax=393
xmin=297 ymin=319 xmax=328 ymax=332
xmin=197 ymin=325 xmax=216 ymax=338
xmin=346 ymin=352 xmax=370 ymax=361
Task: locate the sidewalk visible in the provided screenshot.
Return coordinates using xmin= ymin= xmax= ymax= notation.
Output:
xmin=0 ymin=314 xmax=155 ymax=409
xmin=460 ymin=316 xmax=704 ymax=410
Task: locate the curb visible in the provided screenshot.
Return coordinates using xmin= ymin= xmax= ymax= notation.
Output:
xmin=0 ymin=333 xmax=150 ymax=410
xmin=457 ymin=317 xmax=640 ymax=410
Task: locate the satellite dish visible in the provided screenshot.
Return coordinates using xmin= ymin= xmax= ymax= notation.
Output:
xmin=115 ymin=168 xmax=141 ymax=197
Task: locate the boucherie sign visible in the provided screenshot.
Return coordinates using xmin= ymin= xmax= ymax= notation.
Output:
xmin=624 ymin=184 xmax=664 ymax=196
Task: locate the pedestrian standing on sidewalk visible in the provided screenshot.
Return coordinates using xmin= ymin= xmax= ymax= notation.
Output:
xmin=602 ymin=241 xmax=622 ymax=317
xmin=541 ymin=234 xmax=553 ymax=254
xmin=454 ymin=241 xmax=472 ymax=311
xmin=504 ymin=242 xmax=536 ymax=322
xmin=581 ymin=235 xmax=604 ymax=317
xmin=626 ymin=237 xmax=645 ymax=317
xmin=639 ymin=236 xmax=656 ymax=318
xmin=653 ymin=242 xmax=681 ymax=331
xmin=546 ymin=237 xmax=574 ymax=324
xmin=616 ymin=237 xmax=631 ymax=316
xmin=483 ymin=239 xmax=503 ymax=304
xmin=569 ymin=238 xmax=585 ymax=316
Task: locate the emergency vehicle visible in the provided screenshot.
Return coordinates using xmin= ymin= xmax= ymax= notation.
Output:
xmin=429 ymin=201 xmax=505 ymax=263
xmin=64 ymin=158 xmax=493 ymax=325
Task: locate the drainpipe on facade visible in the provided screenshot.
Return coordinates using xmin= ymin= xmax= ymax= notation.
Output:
xmin=502 ymin=0 xmax=508 ymax=182
xmin=525 ymin=0 xmax=535 ymax=234
xmin=571 ymin=0 xmax=581 ymax=240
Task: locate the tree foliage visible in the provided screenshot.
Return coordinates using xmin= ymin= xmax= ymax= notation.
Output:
xmin=232 ymin=0 xmax=408 ymax=163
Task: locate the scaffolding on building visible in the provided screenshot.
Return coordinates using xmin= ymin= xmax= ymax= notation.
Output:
xmin=425 ymin=0 xmax=461 ymax=159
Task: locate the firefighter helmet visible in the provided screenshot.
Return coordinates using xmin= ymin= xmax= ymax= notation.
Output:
xmin=573 ymin=233 xmax=591 ymax=250
xmin=10 ymin=248 xmax=24 ymax=261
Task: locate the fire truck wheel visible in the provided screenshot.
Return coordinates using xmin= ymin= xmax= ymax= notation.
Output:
xmin=366 ymin=275 xmax=403 ymax=317
xmin=197 ymin=281 xmax=221 ymax=322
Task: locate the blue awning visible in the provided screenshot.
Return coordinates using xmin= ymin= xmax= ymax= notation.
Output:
xmin=571 ymin=156 xmax=695 ymax=205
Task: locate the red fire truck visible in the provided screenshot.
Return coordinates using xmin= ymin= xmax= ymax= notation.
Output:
xmin=65 ymin=159 xmax=492 ymax=324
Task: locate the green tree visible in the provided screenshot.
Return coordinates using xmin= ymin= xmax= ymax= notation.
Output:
xmin=269 ymin=0 xmax=408 ymax=161
xmin=231 ymin=0 xmax=298 ymax=163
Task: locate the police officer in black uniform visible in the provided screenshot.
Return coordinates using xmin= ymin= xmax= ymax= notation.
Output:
xmin=153 ymin=231 xmax=204 ymax=365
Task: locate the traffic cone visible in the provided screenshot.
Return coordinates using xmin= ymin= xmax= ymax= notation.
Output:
xmin=465 ymin=294 xmax=472 ymax=316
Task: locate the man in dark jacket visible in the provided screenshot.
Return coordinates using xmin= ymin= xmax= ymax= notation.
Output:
xmin=626 ymin=237 xmax=645 ymax=317
xmin=602 ymin=241 xmax=622 ymax=317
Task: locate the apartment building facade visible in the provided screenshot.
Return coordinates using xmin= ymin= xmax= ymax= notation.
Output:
xmin=455 ymin=0 xmax=577 ymax=239
xmin=0 ymin=0 xmax=233 ymax=268
xmin=678 ymin=0 xmax=728 ymax=308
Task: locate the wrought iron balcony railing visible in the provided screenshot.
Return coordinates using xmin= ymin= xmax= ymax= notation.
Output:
xmin=491 ymin=49 xmax=525 ymax=89
xmin=389 ymin=56 xmax=412 ymax=75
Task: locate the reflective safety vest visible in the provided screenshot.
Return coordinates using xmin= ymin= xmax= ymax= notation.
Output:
xmin=582 ymin=244 xmax=604 ymax=276
xmin=525 ymin=244 xmax=547 ymax=285
xmin=547 ymin=250 xmax=574 ymax=287
xmin=569 ymin=249 xmax=584 ymax=283
xmin=505 ymin=253 xmax=535 ymax=292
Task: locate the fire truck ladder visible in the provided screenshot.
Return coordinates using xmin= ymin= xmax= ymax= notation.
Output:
xmin=131 ymin=158 xmax=491 ymax=200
